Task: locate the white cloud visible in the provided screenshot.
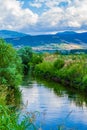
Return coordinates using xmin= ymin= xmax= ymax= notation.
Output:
xmin=0 ymin=0 xmax=87 ymax=34
xmin=34 ymin=0 xmax=87 ymax=34
xmin=29 ymin=2 xmax=42 ymax=8
xmin=30 ymin=0 xmax=70 ymax=9
xmin=39 ymin=7 xmax=63 ymax=27
xmin=66 ymin=0 xmax=87 ymax=27
xmin=0 ymin=0 xmax=38 ymax=31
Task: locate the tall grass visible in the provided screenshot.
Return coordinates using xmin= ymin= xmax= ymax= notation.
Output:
xmin=34 ymin=54 xmax=87 ymax=91
xmin=0 ymin=105 xmax=37 ymax=130
xmin=0 ymin=85 xmax=37 ymax=130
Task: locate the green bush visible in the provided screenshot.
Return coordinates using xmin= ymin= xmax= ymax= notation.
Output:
xmin=82 ymin=75 xmax=87 ymax=89
xmin=18 ymin=46 xmax=32 ymax=74
xmin=35 ymin=61 xmax=54 ymax=78
xmin=0 ymin=105 xmax=37 ymax=130
xmin=54 ymin=58 xmax=65 ymax=70
xmin=34 ymin=53 xmax=87 ymax=91
xmin=0 ymin=39 xmax=22 ymax=88
xmin=29 ymin=53 xmax=43 ymax=70
xmin=55 ymin=62 xmax=87 ymax=89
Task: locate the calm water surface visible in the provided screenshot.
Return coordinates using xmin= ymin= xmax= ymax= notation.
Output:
xmin=20 ymin=78 xmax=87 ymax=130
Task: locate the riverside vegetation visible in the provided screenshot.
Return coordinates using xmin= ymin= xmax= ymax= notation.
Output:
xmin=34 ymin=53 xmax=87 ymax=91
xmin=0 ymin=39 xmax=87 ymax=129
xmin=0 ymin=39 xmax=38 ymax=130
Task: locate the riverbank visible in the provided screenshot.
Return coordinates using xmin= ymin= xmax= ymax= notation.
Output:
xmin=34 ymin=54 xmax=87 ymax=91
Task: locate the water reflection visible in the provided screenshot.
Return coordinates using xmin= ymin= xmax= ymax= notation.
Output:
xmin=21 ymin=77 xmax=87 ymax=130
xmin=36 ymin=78 xmax=87 ymax=107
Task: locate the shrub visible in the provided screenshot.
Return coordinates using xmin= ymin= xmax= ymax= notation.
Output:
xmin=18 ymin=46 xmax=32 ymax=74
xmin=0 ymin=105 xmax=37 ymax=130
xmin=54 ymin=58 xmax=65 ymax=70
xmin=35 ymin=61 xmax=54 ymax=78
xmin=0 ymin=39 xmax=22 ymax=88
xmin=29 ymin=53 xmax=43 ymax=70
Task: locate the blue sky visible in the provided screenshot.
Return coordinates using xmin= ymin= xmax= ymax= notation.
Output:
xmin=0 ymin=0 xmax=87 ymax=35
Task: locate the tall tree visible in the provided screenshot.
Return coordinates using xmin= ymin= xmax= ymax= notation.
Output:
xmin=18 ymin=46 xmax=33 ymax=74
xmin=0 ymin=39 xmax=22 ymax=88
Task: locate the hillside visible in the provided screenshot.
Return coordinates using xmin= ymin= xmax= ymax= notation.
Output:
xmin=4 ymin=31 xmax=87 ymax=47
xmin=0 ymin=30 xmax=87 ymax=52
xmin=0 ymin=30 xmax=28 ymax=38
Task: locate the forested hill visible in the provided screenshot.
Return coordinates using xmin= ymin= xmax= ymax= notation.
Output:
xmin=0 ymin=30 xmax=87 ymax=47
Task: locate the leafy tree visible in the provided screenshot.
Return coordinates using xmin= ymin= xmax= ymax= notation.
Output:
xmin=54 ymin=58 xmax=65 ymax=69
xmin=0 ymin=39 xmax=22 ymax=88
xmin=18 ymin=46 xmax=33 ymax=74
xmin=29 ymin=53 xmax=43 ymax=69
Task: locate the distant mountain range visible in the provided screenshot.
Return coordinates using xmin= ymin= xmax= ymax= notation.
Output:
xmin=0 ymin=30 xmax=87 ymax=51
xmin=0 ymin=30 xmax=27 ymax=38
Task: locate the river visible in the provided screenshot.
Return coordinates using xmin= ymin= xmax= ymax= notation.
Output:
xmin=20 ymin=77 xmax=87 ymax=130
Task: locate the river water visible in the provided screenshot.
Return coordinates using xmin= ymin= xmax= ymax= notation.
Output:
xmin=20 ymin=78 xmax=87 ymax=130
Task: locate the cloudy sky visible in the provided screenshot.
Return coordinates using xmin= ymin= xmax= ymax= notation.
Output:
xmin=0 ymin=0 xmax=87 ymax=35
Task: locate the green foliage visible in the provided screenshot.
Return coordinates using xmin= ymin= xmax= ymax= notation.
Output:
xmin=0 ymin=39 xmax=22 ymax=88
xmin=0 ymin=105 xmax=37 ymax=130
xmin=54 ymin=58 xmax=64 ymax=69
xmin=29 ymin=53 xmax=43 ymax=69
xmin=0 ymin=85 xmax=7 ymax=105
xmin=35 ymin=61 xmax=55 ymax=78
xmin=56 ymin=61 xmax=87 ymax=89
xmin=34 ymin=53 xmax=87 ymax=91
xmin=18 ymin=46 xmax=33 ymax=74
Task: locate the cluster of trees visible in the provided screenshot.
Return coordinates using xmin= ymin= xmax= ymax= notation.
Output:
xmin=0 ymin=40 xmax=38 ymax=129
xmin=17 ymin=46 xmax=43 ymax=74
xmin=0 ymin=39 xmax=22 ymax=88
xmin=0 ymin=39 xmax=43 ymax=88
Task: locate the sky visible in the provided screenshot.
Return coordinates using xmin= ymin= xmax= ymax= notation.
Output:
xmin=0 ymin=0 xmax=87 ymax=35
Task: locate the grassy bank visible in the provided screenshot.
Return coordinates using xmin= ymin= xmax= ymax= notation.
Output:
xmin=34 ymin=54 xmax=87 ymax=91
xmin=0 ymin=40 xmax=31 ymax=130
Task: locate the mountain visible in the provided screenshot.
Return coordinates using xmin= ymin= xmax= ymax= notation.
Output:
xmin=4 ymin=31 xmax=87 ymax=47
xmin=0 ymin=30 xmax=28 ymax=38
xmin=5 ymin=34 xmax=60 ymax=47
xmin=56 ymin=31 xmax=77 ymax=35
xmin=55 ymin=31 xmax=87 ymax=44
xmin=0 ymin=30 xmax=87 ymax=50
